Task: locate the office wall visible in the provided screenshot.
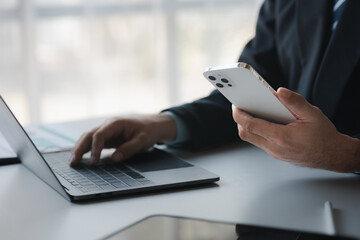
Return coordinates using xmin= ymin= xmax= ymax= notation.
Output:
xmin=0 ymin=0 xmax=263 ymax=125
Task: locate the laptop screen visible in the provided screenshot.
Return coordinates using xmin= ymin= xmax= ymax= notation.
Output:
xmin=0 ymin=96 xmax=70 ymax=200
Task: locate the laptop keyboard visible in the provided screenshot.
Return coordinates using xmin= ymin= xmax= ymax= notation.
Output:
xmin=45 ymin=152 xmax=152 ymax=193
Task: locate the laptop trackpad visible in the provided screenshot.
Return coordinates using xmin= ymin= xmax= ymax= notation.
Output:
xmin=125 ymin=149 xmax=192 ymax=173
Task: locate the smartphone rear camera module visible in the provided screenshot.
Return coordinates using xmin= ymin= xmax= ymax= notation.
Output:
xmin=209 ymin=76 xmax=216 ymax=81
xmin=221 ymin=78 xmax=229 ymax=83
xmin=216 ymin=83 xmax=224 ymax=88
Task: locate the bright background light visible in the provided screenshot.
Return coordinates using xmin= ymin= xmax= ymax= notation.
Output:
xmin=0 ymin=0 xmax=263 ymax=125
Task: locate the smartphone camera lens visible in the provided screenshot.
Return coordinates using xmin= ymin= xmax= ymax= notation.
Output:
xmin=221 ymin=78 xmax=229 ymax=83
xmin=228 ymin=84 xmax=232 ymax=87
xmin=216 ymin=83 xmax=224 ymax=88
xmin=209 ymin=76 xmax=216 ymax=81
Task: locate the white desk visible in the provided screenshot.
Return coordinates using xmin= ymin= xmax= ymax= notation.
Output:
xmin=1 ymin=118 xmax=359 ymax=240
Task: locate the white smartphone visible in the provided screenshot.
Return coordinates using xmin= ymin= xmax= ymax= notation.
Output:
xmin=203 ymin=62 xmax=296 ymax=124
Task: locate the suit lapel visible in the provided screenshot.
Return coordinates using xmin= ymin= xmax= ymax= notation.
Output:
xmin=311 ymin=0 xmax=360 ymax=118
xmin=295 ymin=0 xmax=332 ymax=100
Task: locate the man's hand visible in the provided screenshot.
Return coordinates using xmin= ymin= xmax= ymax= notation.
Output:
xmin=232 ymin=87 xmax=360 ymax=173
xmin=70 ymin=114 xmax=177 ymax=166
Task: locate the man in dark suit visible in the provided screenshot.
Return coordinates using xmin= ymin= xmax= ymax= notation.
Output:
xmin=70 ymin=0 xmax=360 ymax=172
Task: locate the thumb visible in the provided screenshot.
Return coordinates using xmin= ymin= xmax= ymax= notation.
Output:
xmin=276 ymin=87 xmax=316 ymax=119
xmin=111 ymin=134 xmax=145 ymax=162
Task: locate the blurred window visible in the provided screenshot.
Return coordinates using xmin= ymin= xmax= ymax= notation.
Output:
xmin=0 ymin=0 xmax=263 ymax=125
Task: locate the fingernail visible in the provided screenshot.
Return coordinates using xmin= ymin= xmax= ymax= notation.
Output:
xmin=113 ymin=152 xmax=124 ymax=162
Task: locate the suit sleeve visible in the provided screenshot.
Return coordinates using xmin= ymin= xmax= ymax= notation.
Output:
xmin=163 ymin=90 xmax=239 ymax=149
xmin=165 ymin=0 xmax=285 ymax=149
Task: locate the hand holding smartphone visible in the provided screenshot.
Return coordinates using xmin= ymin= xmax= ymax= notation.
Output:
xmin=203 ymin=62 xmax=296 ymax=124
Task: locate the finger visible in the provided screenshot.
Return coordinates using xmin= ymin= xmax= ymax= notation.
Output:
xmin=232 ymin=106 xmax=282 ymax=140
xmin=90 ymin=130 xmax=107 ymax=165
xmin=238 ymin=123 xmax=296 ymax=162
xmin=89 ymin=120 xmax=127 ymax=165
xmin=276 ymin=87 xmax=317 ymax=119
xmin=237 ymin=124 xmax=269 ymax=148
xmin=111 ymin=134 xmax=147 ymax=162
xmin=239 ymin=127 xmax=294 ymax=163
xmin=70 ymin=129 xmax=98 ymax=166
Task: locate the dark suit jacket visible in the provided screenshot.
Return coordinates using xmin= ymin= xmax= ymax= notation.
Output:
xmin=167 ymin=0 xmax=360 ymax=149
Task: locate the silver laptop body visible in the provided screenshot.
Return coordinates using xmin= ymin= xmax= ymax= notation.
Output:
xmin=0 ymin=96 xmax=219 ymax=202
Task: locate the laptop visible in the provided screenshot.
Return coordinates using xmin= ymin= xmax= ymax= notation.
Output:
xmin=0 ymin=96 xmax=219 ymax=202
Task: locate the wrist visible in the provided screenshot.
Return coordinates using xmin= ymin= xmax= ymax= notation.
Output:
xmin=153 ymin=113 xmax=177 ymax=143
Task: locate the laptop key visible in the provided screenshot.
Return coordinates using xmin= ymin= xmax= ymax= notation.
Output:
xmin=121 ymin=178 xmax=141 ymax=187
xmin=107 ymin=179 xmax=119 ymax=184
xmin=86 ymin=185 xmax=101 ymax=191
xmin=50 ymin=157 xmax=151 ymax=192
xmin=78 ymin=187 xmax=89 ymax=193
xmin=80 ymin=182 xmax=95 ymax=187
xmin=113 ymin=173 xmax=126 ymax=178
xmin=93 ymin=179 xmax=106 ymax=185
xmin=111 ymin=182 xmax=127 ymax=189
xmin=103 ymin=176 xmax=115 ymax=181
xmin=126 ymin=171 xmax=144 ymax=179
xmin=100 ymin=184 xmax=115 ymax=190
xmin=137 ymin=178 xmax=151 ymax=183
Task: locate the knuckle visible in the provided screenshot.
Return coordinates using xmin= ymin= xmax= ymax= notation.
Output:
xmin=104 ymin=117 xmax=124 ymax=130
xmin=114 ymin=118 xmax=127 ymax=127
xmin=138 ymin=132 xmax=147 ymax=140
xmin=243 ymin=120 xmax=254 ymax=133
xmin=232 ymin=107 xmax=246 ymax=124
xmin=137 ymin=132 xmax=149 ymax=148
xmin=238 ymin=126 xmax=248 ymax=140
xmin=92 ymin=131 xmax=103 ymax=141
